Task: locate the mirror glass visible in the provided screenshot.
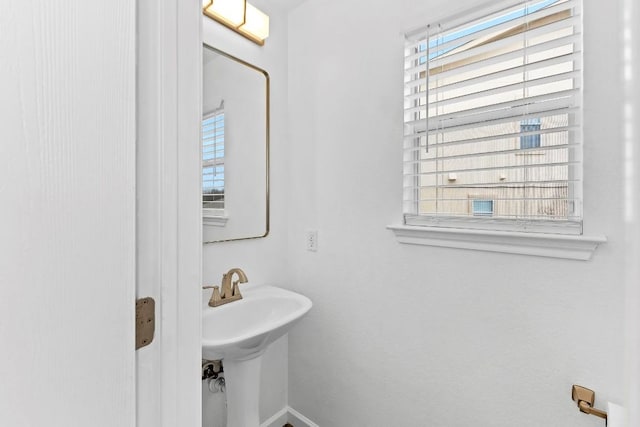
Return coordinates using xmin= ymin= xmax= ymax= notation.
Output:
xmin=202 ymin=45 xmax=269 ymax=243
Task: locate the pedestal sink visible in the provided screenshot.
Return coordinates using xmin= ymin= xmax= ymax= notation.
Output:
xmin=202 ymin=284 xmax=312 ymax=427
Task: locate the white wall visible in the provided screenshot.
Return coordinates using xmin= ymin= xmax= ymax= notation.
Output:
xmin=0 ymin=1 xmax=136 ymax=426
xmin=285 ymin=1 xmax=629 ymax=426
xmin=623 ymin=0 xmax=640 ymax=424
xmin=201 ymin=0 xmax=291 ymax=424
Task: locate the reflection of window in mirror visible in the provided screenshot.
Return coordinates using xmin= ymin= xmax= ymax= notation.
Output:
xmin=202 ymin=107 xmax=227 ymax=225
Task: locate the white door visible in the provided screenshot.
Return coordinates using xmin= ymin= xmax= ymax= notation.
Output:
xmin=0 ymin=1 xmax=136 ymax=426
xmin=1 ymin=1 xmax=201 ymax=426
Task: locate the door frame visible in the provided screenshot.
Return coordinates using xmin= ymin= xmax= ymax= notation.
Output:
xmin=136 ymin=0 xmax=202 ymax=426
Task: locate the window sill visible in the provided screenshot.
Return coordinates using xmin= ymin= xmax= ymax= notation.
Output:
xmin=387 ymin=225 xmax=607 ymax=260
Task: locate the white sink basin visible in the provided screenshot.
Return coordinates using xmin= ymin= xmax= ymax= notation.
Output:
xmin=202 ymin=284 xmax=312 ymax=361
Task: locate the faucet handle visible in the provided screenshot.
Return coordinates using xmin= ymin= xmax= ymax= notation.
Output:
xmin=203 ymin=285 xmax=222 ymax=307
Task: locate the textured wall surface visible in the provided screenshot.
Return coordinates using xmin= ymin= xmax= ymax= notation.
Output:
xmin=284 ymin=1 xmax=626 ymax=426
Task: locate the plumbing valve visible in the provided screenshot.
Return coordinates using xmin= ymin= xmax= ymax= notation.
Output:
xmin=202 ymin=359 xmax=223 ymax=380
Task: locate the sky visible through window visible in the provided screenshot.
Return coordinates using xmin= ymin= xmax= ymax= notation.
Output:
xmin=419 ymin=0 xmax=561 ymax=62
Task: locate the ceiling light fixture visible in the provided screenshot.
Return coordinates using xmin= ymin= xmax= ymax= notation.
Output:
xmin=202 ymin=0 xmax=269 ymax=46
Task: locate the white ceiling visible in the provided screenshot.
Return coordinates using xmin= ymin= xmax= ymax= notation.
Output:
xmin=265 ymin=0 xmax=307 ymax=12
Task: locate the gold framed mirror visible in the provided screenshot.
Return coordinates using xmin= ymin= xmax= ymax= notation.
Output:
xmin=202 ymin=44 xmax=269 ymax=243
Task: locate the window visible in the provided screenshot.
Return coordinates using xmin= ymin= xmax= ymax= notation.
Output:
xmin=472 ymin=199 xmax=494 ymax=216
xmin=520 ymin=118 xmax=542 ymax=149
xmin=403 ymin=0 xmax=582 ymax=235
xmin=202 ymin=110 xmax=225 ymax=213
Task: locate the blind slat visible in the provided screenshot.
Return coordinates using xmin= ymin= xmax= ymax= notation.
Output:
xmin=407 ymin=143 xmax=576 ymax=163
xmin=404 ymin=89 xmax=578 ymax=132
xmin=405 ymin=32 xmax=581 ymax=88
xmin=411 ymin=1 xmax=578 ymax=61
xmin=405 ymin=51 xmax=581 ymax=104
xmin=404 ymin=179 xmax=581 ymax=190
xmin=424 ymin=0 xmax=578 ymax=55
xmin=404 ymin=126 xmax=579 ymax=150
xmin=404 ymin=107 xmax=579 ymax=141
xmin=427 ymin=13 xmax=580 ymax=71
xmin=404 ymin=160 xmax=577 ymax=175
xmin=429 ymin=70 xmax=580 ymax=110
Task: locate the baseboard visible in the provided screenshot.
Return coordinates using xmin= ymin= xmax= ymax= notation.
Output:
xmin=260 ymin=408 xmax=289 ymax=427
xmin=287 ymin=406 xmax=319 ymax=427
xmin=260 ymin=406 xmax=319 ymax=427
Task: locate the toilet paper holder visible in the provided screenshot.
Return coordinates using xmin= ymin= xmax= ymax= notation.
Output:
xmin=572 ymin=385 xmax=608 ymax=421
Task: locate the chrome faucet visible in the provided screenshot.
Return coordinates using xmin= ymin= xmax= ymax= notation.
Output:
xmin=203 ymin=268 xmax=248 ymax=307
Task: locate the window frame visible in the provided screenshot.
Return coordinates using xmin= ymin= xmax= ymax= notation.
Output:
xmin=391 ymin=0 xmax=607 ymax=259
xmin=402 ymin=0 xmax=584 ymax=236
xmin=472 ymin=199 xmax=495 ymax=217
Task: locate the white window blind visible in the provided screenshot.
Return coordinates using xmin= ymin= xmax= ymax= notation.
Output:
xmin=403 ymin=0 xmax=583 ymax=234
xmin=202 ymin=110 xmax=225 ymax=211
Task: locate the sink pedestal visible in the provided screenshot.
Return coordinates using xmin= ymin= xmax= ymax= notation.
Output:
xmin=223 ymin=354 xmax=263 ymax=427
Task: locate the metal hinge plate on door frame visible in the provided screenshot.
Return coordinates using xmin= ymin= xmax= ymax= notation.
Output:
xmin=136 ymin=297 xmax=155 ymax=350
